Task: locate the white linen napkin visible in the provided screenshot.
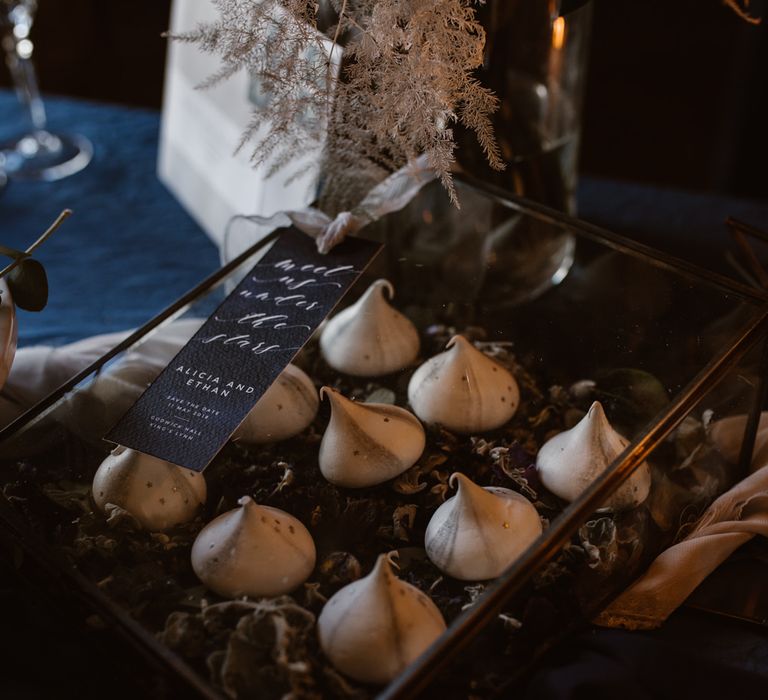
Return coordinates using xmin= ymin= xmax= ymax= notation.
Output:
xmin=0 ymin=331 xmax=130 ymax=427
xmin=0 ymin=320 xmax=203 ymax=429
xmin=595 ymin=412 xmax=768 ymax=630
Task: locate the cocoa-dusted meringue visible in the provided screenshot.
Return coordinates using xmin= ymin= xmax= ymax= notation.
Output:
xmin=233 ymin=363 xmax=319 ymax=443
xmin=191 ymin=496 xmax=316 ymax=598
xmin=407 ymin=335 xmax=520 ymax=433
xmin=318 ymin=387 xmax=425 ymax=488
xmin=317 ymin=553 xmax=446 ymax=684
xmin=319 ymin=279 xmax=419 ymax=376
xmin=92 ymin=446 xmax=206 ymax=531
xmin=0 ymin=278 xmax=18 ymax=391
xmin=536 ymin=401 xmax=652 ymax=511
xmin=425 ymin=473 xmax=542 ymax=580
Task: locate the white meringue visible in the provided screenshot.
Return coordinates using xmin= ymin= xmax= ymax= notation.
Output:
xmin=317 ymin=553 xmax=446 ymax=684
xmin=0 ymin=278 xmax=18 ymax=392
xmin=319 ymin=279 xmax=420 ymax=376
xmin=191 ymin=496 xmax=316 ymax=598
xmin=318 ymin=387 xmax=426 ymax=488
xmin=425 ymin=473 xmax=542 ymax=580
xmin=407 ymin=335 xmax=520 ymax=433
xmin=92 ymin=446 xmax=206 ymax=531
xmin=233 ymin=363 xmax=319 ymax=443
xmin=536 ymin=401 xmax=652 ymax=511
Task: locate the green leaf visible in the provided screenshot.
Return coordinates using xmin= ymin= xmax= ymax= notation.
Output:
xmin=6 ymin=258 xmax=48 ymax=311
xmin=0 ymin=244 xmax=29 ymax=261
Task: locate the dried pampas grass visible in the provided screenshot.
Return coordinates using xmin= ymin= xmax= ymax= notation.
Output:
xmin=171 ymin=0 xmax=501 ymax=212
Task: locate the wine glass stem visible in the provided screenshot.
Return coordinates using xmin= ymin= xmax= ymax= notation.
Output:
xmin=5 ymin=39 xmax=46 ymax=131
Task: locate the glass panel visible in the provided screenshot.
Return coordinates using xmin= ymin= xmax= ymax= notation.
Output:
xmin=411 ymin=346 xmax=765 ymax=698
xmin=0 ymin=180 xmax=765 ymax=700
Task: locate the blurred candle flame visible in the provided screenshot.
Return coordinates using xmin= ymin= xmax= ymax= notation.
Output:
xmin=552 ymin=16 xmax=565 ymax=50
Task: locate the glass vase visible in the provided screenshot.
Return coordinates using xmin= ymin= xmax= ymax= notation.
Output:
xmin=439 ymin=1 xmax=592 ymax=306
xmin=457 ymin=0 xmax=593 ymax=216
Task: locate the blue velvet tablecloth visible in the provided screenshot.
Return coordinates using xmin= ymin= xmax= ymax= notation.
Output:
xmin=0 ymin=90 xmax=218 ymax=347
xmin=1 ymin=90 xmax=767 ymax=699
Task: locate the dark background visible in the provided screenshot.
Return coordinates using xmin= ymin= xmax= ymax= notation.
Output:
xmin=1 ymin=0 xmax=767 ymax=199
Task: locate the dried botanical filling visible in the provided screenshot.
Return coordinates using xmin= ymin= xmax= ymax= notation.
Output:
xmin=1 ymin=318 xmax=720 ymax=699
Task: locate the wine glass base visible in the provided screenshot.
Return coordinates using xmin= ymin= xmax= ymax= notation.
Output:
xmin=0 ymin=131 xmax=92 ymax=181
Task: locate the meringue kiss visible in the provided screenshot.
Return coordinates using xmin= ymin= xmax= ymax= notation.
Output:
xmin=319 ymin=279 xmax=419 ymax=376
xmin=92 ymin=446 xmax=206 ymax=531
xmin=318 ymin=387 xmax=426 ymax=488
xmin=317 ymin=554 xmax=446 ymax=684
xmin=233 ymin=363 xmax=319 ymax=443
xmin=408 ymin=335 xmax=520 ymax=433
xmin=191 ymin=496 xmax=316 ymax=598
xmin=536 ymin=401 xmax=652 ymax=511
xmin=425 ymin=473 xmax=542 ymax=581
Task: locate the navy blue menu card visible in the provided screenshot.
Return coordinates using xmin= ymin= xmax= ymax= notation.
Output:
xmin=107 ymin=227 xmax=382 ymax=471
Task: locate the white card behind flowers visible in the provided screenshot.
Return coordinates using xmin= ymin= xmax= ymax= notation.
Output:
xmin=158 ymin=0 xmax=341 ymax=245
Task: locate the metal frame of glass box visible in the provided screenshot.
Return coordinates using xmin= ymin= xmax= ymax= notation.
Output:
xmin=1 ymin=178 xmax=768 ymax=700
xmin=381 ymin=179 xmax=768 ymax=700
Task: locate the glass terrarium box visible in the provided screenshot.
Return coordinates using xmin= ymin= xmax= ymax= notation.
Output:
xmin=0 ymin=178 xmax=766 ymax=700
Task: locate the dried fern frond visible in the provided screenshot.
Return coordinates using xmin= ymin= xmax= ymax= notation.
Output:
xmin=172 ymin=0 xmax=502 ymax=212
xmin=169 ymin=0 xmax=332 ymax=173
xmin=333 ymin=0 xmax=502 ymax=207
